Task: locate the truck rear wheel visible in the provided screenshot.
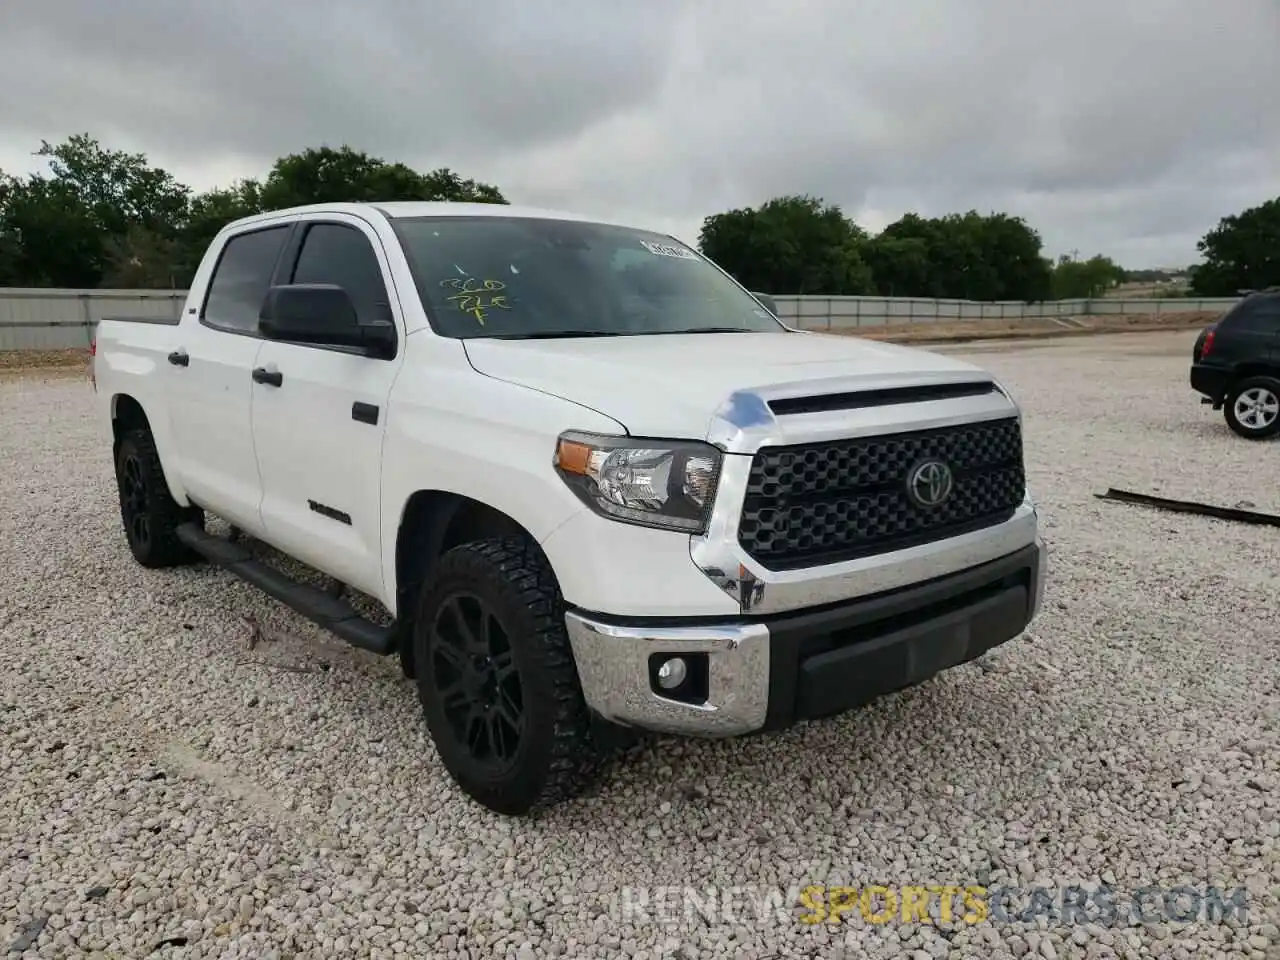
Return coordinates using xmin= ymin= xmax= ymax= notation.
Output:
xmin=114 ymin=427 xmax=203 ymax=567
xmin=411 ymin=536 xmax=602 ymax=815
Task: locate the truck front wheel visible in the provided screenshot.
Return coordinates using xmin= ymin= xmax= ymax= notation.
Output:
xmin=113 ymin=427 xmax=202 ymax=567
xmin=411 ymin=537 xmax=603 ymax=815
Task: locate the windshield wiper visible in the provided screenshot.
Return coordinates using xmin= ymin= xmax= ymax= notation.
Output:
xmin=488 ymin=330 xmax=627 ymax=340
xmin=658 ymin=327 xmax=756 ymax=335
xmin=484 ymin=327 xmax=755 ymax=340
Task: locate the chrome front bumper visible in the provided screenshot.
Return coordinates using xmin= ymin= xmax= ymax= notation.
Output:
xmin=567 ymin=535 xmax=1047 ymax=738
xmin=563 ymin=617 xmax=772 ymax=737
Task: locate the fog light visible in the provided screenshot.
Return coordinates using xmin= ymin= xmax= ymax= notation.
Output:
xmin=656 ymin=657 xmax=687 ymax=690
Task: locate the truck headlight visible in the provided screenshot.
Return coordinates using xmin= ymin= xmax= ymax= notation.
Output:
xmin=554 ymin=431 xmax=722 ymax=533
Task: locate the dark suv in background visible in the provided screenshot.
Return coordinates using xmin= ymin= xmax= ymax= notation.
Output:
xmin=1190 ymin=289 xmax=1280 ymax=439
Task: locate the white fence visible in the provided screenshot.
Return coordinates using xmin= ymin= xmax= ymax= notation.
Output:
xmin=0 ymin=289 xmax=186 ymax=350
xmin=0 ymin=287 xmax=1239 ymax=350
xmin=769 ymin=295 xmax=1239 ymax=329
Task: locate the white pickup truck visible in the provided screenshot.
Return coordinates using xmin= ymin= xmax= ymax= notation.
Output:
xmin=93 ymin=201 xmax=1046 ymax=815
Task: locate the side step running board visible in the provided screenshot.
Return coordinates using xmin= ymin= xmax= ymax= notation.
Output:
xmin=176 ymin=523 xmax=395 ymax=655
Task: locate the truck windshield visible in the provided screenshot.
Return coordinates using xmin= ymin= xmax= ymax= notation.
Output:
xmin=390 ymin=216 xmax=784 ymax=339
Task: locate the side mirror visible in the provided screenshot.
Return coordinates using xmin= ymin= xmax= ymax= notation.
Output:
xmin=752 ymin=292 xmax=779 ymax=317
xmin=259 ymin=284 xmax=395 ymax=358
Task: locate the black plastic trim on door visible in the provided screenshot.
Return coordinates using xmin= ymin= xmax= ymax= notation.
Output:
xmin=308 ymin=499 xmax=353 ymax=525
xmin=352 ymin=402 xmax=379 ymax=425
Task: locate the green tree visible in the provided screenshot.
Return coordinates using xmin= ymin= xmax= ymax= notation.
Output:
xmin=0 ymin=174 xmax=104 ymax=287
xmin=1050 ymin=253 xmax=1125 ymax=299
xmin=975 ymin=212 xmax=1053 ymax=301
xmin=35 ymin=135 xmax=191 ymax=240
xmin=697 ymin=195 xmax=875 ymax=295
xmin=1189 ymin=196 xmax=1280 ymax=296
xmin=257 ymin=146 xmax=507 ymax=210
xmin=866 ymin=214 xmax=948 ymax=297
xmin=868 ymin=211 xmax=1052 ymax=301
xmin=0 ymin=134 xmax=190 ymax=287
xmin=419 ymin=167 xmax=507 ymax=205
xmin=0 ymin=172 xmax=23 ymax=285
xmin=862 ymin=235 xmax=931 ymax=297
xmin=0 ymin=230 xmax=17 ymax=285
xmin=101 ymin=225 xmax=186 ymax=289
xmin=0 ymin=136 xmax=512 ymax=288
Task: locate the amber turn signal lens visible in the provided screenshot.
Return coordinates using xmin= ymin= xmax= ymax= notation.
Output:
xmin=555 ymin=439 xmax=593 ymax=476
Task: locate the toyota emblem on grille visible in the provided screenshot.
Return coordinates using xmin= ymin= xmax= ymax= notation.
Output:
xmin=906 ymin=459 xmax=953 ymax=508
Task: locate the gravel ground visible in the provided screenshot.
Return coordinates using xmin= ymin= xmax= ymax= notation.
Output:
xmin=1 ymin=329 xmax=1278 ymax=960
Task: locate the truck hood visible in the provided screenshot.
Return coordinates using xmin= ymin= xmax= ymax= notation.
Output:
xmin=463 ymin=330 xmax=993 ymax=440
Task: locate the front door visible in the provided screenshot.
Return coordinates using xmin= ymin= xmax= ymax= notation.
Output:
xmin=167 ymin=224 xmax=292 ymax=537
xmin=249 ymin=216 xmax=404 ymax=601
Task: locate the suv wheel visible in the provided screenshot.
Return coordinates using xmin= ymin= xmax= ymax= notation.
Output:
xmin=411 ymin=537 xmax=603 ymax=815
xmin=1224 ymin=376 xmax=1280 ymax=440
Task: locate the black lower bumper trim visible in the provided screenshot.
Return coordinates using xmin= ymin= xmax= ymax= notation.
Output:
xmin=761 ymin=544 xmax=1039 ymax=730
xmin=1190 ymin=362 xmax=1231 ymax=404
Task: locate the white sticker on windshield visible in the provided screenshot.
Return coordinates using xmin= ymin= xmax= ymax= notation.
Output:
xmin=641 ymin=240 xmax=698 ymax=260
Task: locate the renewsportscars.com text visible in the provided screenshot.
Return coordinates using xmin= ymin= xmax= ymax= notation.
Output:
xmin=606 ymin=883 xmax=1248 ymax=928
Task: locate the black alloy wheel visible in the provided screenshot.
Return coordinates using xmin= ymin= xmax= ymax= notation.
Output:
xmin=427 ymin=593 xmax=525 ymax=768
xmin=119 ymin=451 xmax=151 ymax=551
xmin=113 ymin=426 xmax=202 ymax=568
xmin=410 ymin=537 xmax=604 ymax=815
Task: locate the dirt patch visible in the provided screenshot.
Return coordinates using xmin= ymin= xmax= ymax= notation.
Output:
xmin=0 ymin=349 xmax=90 ymax=376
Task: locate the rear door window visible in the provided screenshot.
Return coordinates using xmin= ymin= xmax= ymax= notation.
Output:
xmin=201 ymin=226 xmax=291 ymax=334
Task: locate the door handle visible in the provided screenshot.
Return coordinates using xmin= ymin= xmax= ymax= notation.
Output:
xmin=252 ymin=367 xmax=283 ymax=387
xmin=167 ymin=350 xmax=189 ymax=367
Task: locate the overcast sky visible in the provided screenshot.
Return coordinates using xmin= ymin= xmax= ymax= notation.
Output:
xmin=2 ymin=0 xmax=1277 ymax=269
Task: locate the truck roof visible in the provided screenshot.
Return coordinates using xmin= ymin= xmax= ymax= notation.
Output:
xmin=222 ymin=201 xmax=641 ymax=233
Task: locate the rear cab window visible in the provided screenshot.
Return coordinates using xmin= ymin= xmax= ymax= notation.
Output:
xmin=201 ymin=226 xmax=291 ymax=334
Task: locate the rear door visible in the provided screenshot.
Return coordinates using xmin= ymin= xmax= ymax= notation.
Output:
xmin=249 ymin=214 xmax=404 ymax=599
xmin=166 ymin=223 xmax=292 ymax=535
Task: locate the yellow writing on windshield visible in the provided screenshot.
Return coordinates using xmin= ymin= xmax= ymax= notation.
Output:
xmin=440 ymin=277 xmax=512 ymax=326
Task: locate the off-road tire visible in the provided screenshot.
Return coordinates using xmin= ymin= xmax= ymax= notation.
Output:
xmin=114 ymin=427 xmax=203 ymax=567
xmin=1224 ymin=375 xmax=1280 ymax=440
xmin=412 ymin=536 xmax=603 ymax=815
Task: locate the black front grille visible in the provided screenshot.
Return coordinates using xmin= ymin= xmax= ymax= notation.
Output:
xmin=737 ymin=417 xmax=1025 ymax=569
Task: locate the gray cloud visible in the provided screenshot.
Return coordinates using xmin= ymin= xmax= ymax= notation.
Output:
xmin=2 ymin=0 xmax=1277 ymax=268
